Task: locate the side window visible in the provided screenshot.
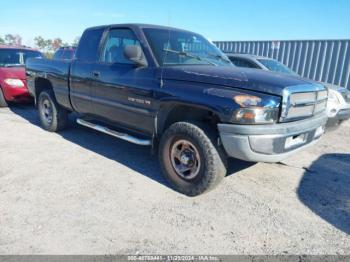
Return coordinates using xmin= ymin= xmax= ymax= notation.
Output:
xmin=230 ymin=57 xmax=259 ymax=69
xmin=101 ymin=28 xmax=141 ymax=64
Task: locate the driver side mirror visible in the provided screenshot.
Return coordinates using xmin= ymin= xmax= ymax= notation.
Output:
xmin=124 ymin=45 xmax=148 ymax=67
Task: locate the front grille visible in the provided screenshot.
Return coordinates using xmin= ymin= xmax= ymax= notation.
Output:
xmin=280 ymin=84 xmax=328 ymax=122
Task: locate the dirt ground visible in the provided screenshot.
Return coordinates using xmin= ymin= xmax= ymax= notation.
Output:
xmin=0 ymin=104 xmax=349 ymax=255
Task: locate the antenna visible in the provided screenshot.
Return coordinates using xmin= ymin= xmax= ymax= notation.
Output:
xmin=160 ymin=11 xmax=172 ymax=88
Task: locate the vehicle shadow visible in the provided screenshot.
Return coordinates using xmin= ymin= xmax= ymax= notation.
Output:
xmin=9 ymin=104 xmax=167 ymax=186
xmin=297 ymin=153 xmax=350 ymax=235
xmin=226 ymin=158 xmax=256 ymax=176
xmin=8 ymin=103 xmax=39 ymax=125
xmin=9 ymin=104 xmax=254 ymax=191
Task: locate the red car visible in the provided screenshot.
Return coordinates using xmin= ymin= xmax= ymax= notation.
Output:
xmin=0 ymin=45 xmax=43 ymax=107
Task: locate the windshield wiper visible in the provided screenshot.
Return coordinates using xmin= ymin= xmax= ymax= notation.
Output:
xmin=206 ymin=52 xmax=231 ymax=64
xmin=163 ymin=49 xmax=217 ymax=66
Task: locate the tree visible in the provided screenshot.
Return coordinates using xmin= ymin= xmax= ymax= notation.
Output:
xmin=72 ymin=36 xmax=80 ymax=46
xmin=52 ymin=38 xmax=63 ymax=51
xmin=45 ymin=39 xmax=53 ymax=51
xmin=34 ymin=36 xmax=46 ymax=51
xmin=3 ymin=34 xmax=22 ymax=46
xmin=5 ymin=34 xmax=15 ymax=45
xmin=34 ymin=36 xmax=72 ymax=54
xmin=0 ymin=36 xmax=4 ymax=44
xmin=14 ymin=35 xmax=22 ymax=46
xmin=34 ymin=36 xmax=53 ymax=52
xmin=5 ymin=34 xmax=14 ymax=44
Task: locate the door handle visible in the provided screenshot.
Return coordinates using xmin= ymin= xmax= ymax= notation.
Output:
xmin=92 ymin=71 xmax=100 ymax=78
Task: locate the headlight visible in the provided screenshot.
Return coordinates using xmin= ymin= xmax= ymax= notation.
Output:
xmin=232 ymin=94 xmax=280 ymax=124
xmin=328 ymin=89 xmax=340 ymax=103
xmin=203 ymin=88 xmax=280 ymax=125
xmin=232 ymin=107 xmax=279 ymax=124
xmin=4 ymin=78 xmax=24 ymax=88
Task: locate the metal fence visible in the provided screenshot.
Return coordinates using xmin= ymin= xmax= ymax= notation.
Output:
xmin=214 ymin=40 xmax=350 ymax=89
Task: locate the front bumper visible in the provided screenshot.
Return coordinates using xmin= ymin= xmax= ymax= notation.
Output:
xmin=218 ymin=114 xmax=327 ymax=163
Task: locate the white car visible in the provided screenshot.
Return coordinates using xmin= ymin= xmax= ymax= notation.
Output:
xmin=326 ymin=85 xmax=350 ymax=127
xmin=227 ymin=53 xmax=350 ymax=128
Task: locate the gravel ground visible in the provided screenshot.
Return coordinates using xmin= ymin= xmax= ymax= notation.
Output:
xmin=0 ymin=104 xmax=349 ymax=255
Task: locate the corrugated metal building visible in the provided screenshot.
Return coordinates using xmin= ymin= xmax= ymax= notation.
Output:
xmin=214 ymin=40 xmax=350 ymax=89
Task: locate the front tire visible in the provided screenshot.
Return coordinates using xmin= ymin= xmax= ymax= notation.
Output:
xmin=159 ymin=121 xmax=227 ymax=196
xmin=38 ymin=89 xmax=68 ymax=132
xmin=0 ymin=88 xmax=8 ymax=107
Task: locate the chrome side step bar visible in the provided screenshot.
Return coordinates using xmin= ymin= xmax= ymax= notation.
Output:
xmin=76 ymin=118 xmax=151 ymax=146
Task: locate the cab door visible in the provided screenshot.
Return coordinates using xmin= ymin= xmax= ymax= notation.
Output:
xmin=89 ymin=28 xmax=157 ymax=134
xmin=69 ymin=27 xmax=104 ymax=115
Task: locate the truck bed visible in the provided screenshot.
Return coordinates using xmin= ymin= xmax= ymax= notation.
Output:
xmin=26 ymin=57 xmax=72 ymax=110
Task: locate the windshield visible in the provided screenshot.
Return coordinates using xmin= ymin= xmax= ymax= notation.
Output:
xmin=0 ymin=49 xmax=43 ymax=67
xmin=143 ymin=28 xmax=232 ymax=66
xmin=258 ymin=59 xmax=299 ymax=76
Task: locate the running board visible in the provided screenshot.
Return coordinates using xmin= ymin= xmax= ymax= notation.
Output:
xmin=76 ymin=118 xmax=151 ymax=146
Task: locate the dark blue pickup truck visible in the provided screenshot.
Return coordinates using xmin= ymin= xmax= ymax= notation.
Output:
xmin=26 ymin=24 xmax=328 ymax=196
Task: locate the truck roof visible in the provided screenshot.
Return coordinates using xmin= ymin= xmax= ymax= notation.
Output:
xmin=85 ymin=23 xmax=196 ymax=34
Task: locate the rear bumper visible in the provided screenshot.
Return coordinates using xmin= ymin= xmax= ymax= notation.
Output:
xmin=218 ymin=114 xmax=327 ymax=163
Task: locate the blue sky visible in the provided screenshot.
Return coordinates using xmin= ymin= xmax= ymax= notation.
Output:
xmin=1 ymin=0 xmax=349 ymax=46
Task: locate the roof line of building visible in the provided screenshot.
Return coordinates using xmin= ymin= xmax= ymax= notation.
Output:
xmin=214 ymin=39 xmax=350 ymax=43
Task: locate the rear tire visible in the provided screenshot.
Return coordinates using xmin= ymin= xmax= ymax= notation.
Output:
xmin=159 ymin=121 xmax=227 ymax=196
xmin=38 ymin=89 xmax=68 ymax=132
xmin=0 ymin=88 xmax=8 ymax=107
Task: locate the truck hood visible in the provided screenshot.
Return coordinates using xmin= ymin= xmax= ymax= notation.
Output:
xmin=0 ymin=66 xmax=26 ymax=81
xmin=161 ymin=65 xmax=315 ymax=96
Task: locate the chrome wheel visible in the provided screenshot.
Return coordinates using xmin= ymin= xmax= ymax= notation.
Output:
xmin=41 ymin=99 xmax=53 ymax=124
xmin=170 ymin=139 xmax=201 ymax=180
